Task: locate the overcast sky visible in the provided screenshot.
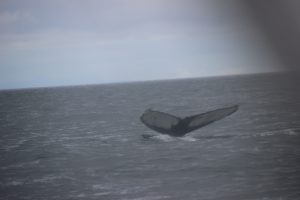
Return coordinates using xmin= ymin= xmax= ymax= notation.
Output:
xmin=0 ymin=0 xmax=281 ymax=90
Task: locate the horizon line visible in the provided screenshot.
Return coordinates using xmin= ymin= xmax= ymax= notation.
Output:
xmin=0 ymin=70 xmax=286 ymax=92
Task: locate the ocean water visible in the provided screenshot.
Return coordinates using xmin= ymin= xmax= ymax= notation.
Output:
xmin=0 ymin=72 xmax=299 ymax=200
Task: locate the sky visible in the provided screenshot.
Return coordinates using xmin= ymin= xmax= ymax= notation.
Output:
xmin=0 ymin=0 xmax=282 ymax=90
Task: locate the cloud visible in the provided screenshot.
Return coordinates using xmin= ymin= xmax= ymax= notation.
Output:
xmin=0 ymin=0 xmax=282 ymax=89
xmin=0 ymin=11 xmax=36 ymax=25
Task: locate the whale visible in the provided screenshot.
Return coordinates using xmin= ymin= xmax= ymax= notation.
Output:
xmin=140 ymin=105 xmax=238 ymax=137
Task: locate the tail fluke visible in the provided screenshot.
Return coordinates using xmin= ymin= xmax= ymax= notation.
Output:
xmin=140 ymin=105 xmax=238 ymax=137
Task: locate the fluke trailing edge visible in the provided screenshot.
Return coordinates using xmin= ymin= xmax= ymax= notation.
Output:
xmin=140 ymin=105 xmax=238 ymax=137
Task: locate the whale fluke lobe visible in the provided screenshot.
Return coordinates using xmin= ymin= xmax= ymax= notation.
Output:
xmin=140 ymin=105 xmax=238 ymax=137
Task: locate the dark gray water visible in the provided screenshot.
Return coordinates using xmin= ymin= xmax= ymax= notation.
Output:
xmin=0 ymin=72 xmax=300 ymax=200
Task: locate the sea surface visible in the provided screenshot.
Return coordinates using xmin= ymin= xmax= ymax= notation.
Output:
xmin=0 ymin=72 xmax=299 ymax=200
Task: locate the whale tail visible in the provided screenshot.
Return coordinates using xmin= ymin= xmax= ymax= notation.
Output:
xmin=140 ymin=105 xmax=238 ymax=137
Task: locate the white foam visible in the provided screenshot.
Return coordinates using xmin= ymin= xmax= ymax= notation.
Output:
xmin=1 ymin=160 xmax=40 ymax=170
xmin=76 ymin=194 xmax=87 ymax=198
xmin=152 ymin=134 xmax=175 ymax=142
xmin=144 ymin=134 xmax=198 ymax=142
xmin=92 ymin=184 xmax=111 ymax=190
xmin=179 ymin=136 xmax=198 ymax=142
xmin=93 ymin=192 xmax=110 ymax=196
xmin=6 ymin=181 xmax=24 ymax=186
xmin=258 ymin=128 xmax=300 ymax=137
xmin=32 ymin=174 xmax=73 ymax=183
xmin=283 ymin=128 xmax=300 ymax=135
xmin=2 ymin=138 xmax=28 ymax=151
xmin=125 ymin=195 xmax=170 ymax=200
